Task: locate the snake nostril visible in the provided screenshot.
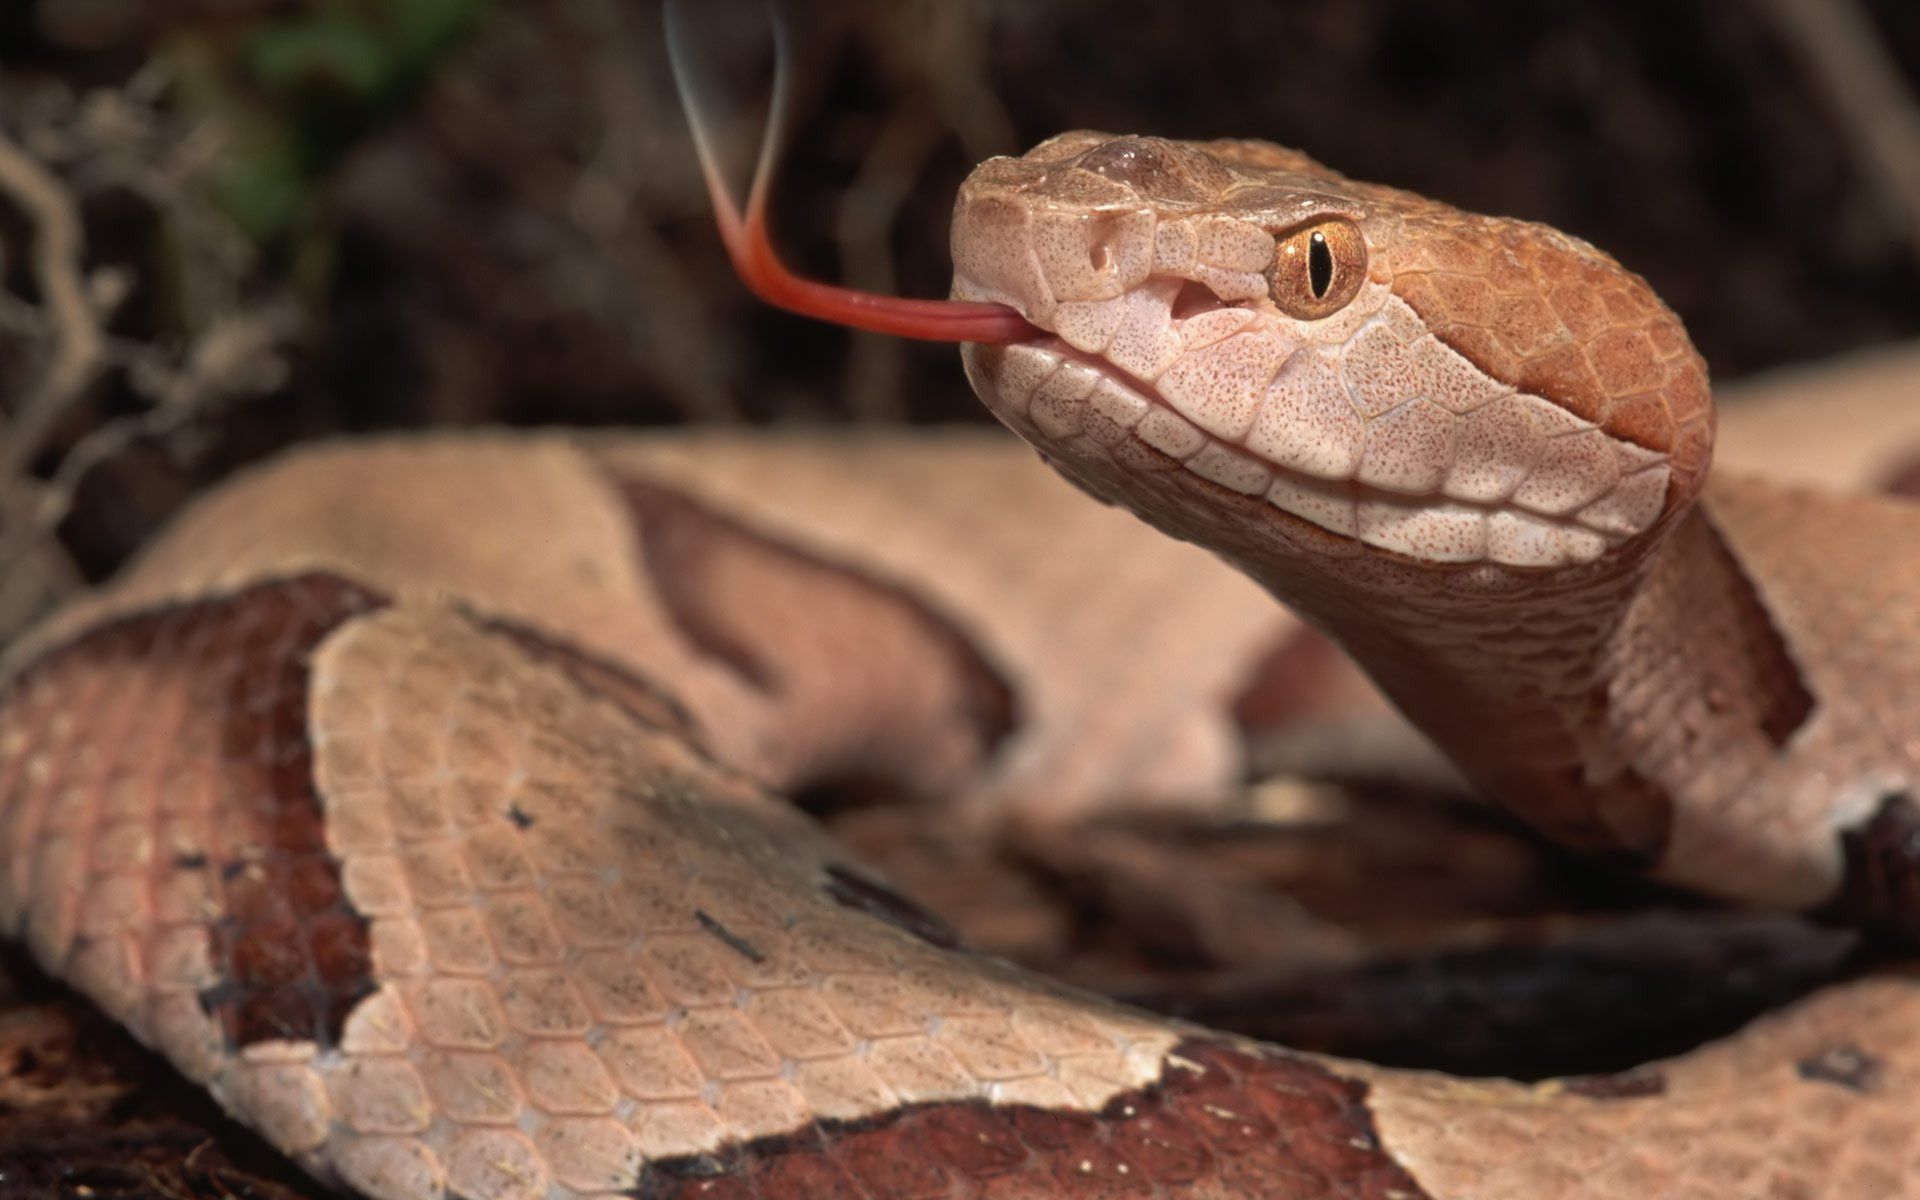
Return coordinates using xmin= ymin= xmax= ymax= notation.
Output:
xmin=1085 ymin=210 xmax=1135 ymax=276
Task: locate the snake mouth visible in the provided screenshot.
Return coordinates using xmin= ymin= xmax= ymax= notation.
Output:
xmin=970 ymin=303 xmax=1674 ymax=571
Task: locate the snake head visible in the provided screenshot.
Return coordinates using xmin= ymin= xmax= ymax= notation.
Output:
xmin=665 ymin=16 xmax=1710 ymax=585
xmin=953 ymin=133 xmax=1713 ymax=582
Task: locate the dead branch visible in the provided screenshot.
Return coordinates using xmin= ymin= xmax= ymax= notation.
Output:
xmin=38 ymin=300 xmax=300 ymax=534
xmin=0 ymin=78 xmax=302 ymax=646
xmin=0 ymin=125 xmax=105 ymax=478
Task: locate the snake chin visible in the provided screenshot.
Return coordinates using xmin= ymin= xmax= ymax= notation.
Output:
xmin=963 ymin=335 xmax=1670 ymax=571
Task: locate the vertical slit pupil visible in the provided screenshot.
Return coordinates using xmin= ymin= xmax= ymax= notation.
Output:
xmin=1308 ymin=231 xmax=1334 ymax=299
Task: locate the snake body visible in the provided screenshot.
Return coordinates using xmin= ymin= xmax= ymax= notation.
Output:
xmin=3 ymin=132 xmax=1919 ymax=1199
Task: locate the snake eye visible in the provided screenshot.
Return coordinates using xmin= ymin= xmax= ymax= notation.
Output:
xmin=1269 ymin=217 xmax=1368 ymax=320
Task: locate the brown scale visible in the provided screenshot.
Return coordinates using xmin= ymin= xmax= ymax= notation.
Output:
xmin=0 ymin=574 xmax=387 ymax=1052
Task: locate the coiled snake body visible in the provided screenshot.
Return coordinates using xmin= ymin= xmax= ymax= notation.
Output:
xmin=3 ymin=131 xmax=1919 ymax=1199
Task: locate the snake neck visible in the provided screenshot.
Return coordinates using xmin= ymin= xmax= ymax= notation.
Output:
xmin=1243 ymin=513 xmax=1724 ymax=865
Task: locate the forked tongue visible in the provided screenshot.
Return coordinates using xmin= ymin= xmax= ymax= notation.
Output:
xmin=664 ymin=1 xmax=1037 ymax=344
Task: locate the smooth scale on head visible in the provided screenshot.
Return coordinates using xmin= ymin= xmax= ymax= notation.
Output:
xmin=952 ymin=133 xmax=1713 ymax=575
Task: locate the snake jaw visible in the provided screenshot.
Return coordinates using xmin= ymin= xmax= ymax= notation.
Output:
xmin=952 ymin=133 xmax=1715 ymax=574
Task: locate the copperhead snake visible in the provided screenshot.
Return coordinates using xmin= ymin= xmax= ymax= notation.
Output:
xmin=5 ymin=42 xmax=1920 ymax=1200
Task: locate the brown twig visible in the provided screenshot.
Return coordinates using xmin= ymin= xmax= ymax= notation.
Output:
xmin=37 ymin=301 xmax=300 ymax=536
xmin=0 ymin=125 xmax=105 ymax=478
xmin=0 ymin=77 xmax=301 ymax=645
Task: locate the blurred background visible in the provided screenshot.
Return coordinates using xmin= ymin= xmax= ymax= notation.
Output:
xmin=0 ymin=0 xmax=1916 ymax=634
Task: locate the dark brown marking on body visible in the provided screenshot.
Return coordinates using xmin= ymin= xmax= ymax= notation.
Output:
xmin=694 ymin=909 xmax=765 ymax=964
xmin=1564 ymin=1069 xmax=1668 ymax=1100
xmin=0 ymin=574 xmax=387 ymax=1052
xmin=1597 ymin=513 xmax=1813 ymax=857
xmin=1883 ymin=455 xmax=1920 ymax=500
xmin=628 ymin=1037 xmax=1432 ymax=1199
xmin=1797 ymin=1044 xmax=1883 ymax=1093
xmin=614 ymin=474 xmax=1016 ymax=755
xmin=617 ymin=478 xmax=785 ymax=689
xmin=789 ymin=771 xmax=914 ymax=818
xmin=821 ymin=865 xmax=960 ymax=950
xmin=1827 ymin=793 xmax=1920 ymax=940
xmin=1691 ymin=517 xmax=1815 ymax=748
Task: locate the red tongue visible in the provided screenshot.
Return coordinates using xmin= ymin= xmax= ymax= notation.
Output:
xmin=666 ymin=2 xmax=1039 ymax=345
xmin=709 ymin=174 xmax=1040 ymax=343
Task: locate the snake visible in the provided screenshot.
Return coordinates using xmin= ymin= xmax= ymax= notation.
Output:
xmin=4 ymin=60 xmax=1920 ymax=1200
